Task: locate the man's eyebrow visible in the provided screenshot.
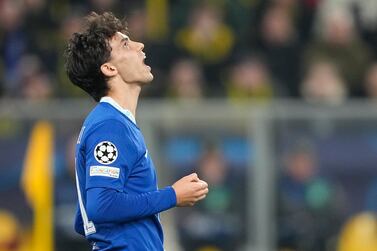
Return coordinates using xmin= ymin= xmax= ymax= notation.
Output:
xmin=116 ymin=32 xmax=129 ymax=43
xmin=118 ymin=36 xmax=129 ymax=47
xmin=120 ymin=37 xmax=129 ymax=43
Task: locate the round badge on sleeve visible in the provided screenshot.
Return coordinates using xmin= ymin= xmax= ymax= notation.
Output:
xmin=94 ymin=141 xmax=118 ymax=165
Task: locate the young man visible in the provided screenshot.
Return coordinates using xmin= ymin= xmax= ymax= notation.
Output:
xmin=65 ymin=12 xmax=209 ymax=251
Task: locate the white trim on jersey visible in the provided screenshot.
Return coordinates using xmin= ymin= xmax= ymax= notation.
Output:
xmin=77 ymin=126 xmax=86 ymax=144
xmin=100 ymin=96 xmax=137 ymax=124
xmin=75 ymin=158 xmax=96 ymax=236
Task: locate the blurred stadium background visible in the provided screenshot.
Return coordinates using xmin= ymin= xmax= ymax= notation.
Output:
xmin=0 ymin=0 xmax=376 ymax=251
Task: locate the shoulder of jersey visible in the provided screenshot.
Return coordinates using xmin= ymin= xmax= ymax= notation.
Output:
xmin=84 ymin=104 xmax=122 ymax=125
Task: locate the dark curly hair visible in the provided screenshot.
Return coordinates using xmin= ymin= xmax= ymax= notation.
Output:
xmin=65 ymin=12 xmax=128 ymax=102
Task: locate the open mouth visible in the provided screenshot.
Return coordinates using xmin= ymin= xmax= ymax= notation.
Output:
xmin=142 ymin=52 xmax=151 ymax=70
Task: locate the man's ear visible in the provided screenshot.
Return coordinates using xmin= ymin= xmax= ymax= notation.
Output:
xmin=100 ymin=63 xmax=118 ymax=77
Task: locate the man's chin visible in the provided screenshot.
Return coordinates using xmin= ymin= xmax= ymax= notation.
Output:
xmin=145 ymin=72 xmax=154 ymax=83
xmin=139 ymin=73 xmax=154 ymax=85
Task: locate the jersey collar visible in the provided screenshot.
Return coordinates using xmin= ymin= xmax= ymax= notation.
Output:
xmin=100 ymin=96 xmax=137 ymax=125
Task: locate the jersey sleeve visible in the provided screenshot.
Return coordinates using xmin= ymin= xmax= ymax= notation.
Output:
xmin=74 ymin=204 xmax=85 ymax=236
xmin=86 ymin=186 xmax=177 ymax=224
xmin=84 ymin=119 xmax=137 ymax=191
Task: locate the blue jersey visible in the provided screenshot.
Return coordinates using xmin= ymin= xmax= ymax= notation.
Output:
xmin=74 ymin=97 xmax=176 ymax=251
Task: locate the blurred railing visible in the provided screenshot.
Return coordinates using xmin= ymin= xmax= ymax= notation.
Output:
xmin=0 ymin=99 xmax=376 ymax=251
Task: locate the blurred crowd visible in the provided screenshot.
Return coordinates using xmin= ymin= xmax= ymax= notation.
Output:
xmin=0 ymin=0 xmax=377 ymax=103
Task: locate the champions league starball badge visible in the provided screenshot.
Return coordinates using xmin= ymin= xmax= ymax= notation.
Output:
xmin=94 ymin=141 xmax=118 ymax=164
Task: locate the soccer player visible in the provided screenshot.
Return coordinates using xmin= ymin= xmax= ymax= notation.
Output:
xmin=65 ymin=12 xmax=209 ymax=251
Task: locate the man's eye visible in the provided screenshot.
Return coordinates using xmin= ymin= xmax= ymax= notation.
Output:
xmin=123 ymin=40 xmax=129 ymax=48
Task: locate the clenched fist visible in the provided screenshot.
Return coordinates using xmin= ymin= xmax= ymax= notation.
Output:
xmin=172 ymin=173 xmax=209 ymax=207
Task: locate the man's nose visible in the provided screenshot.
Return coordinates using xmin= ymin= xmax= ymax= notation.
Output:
xmin=134 ymin=41 xmax=144 ymax=51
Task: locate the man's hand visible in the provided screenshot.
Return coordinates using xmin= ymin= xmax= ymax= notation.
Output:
xmin=172 ymin=173 xmax=209 ymax=207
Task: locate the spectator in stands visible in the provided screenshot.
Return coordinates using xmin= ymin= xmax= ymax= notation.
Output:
xmin=258 ymin=2 xmax=301 ymax=96
xmin=364 ymin=63 xmax=377 ymax=99
xmin=174 ymin=2 xmax=235 ymax=90
xmin=278 ymin=141 xmax=344 ymax=251
xmin=166 ymin=58 xmax=205 ymax=100
xmin=23 ymin=0 xmax=57 ymax=72
xmin=300 ymin=60 xmax=348 ymax=105
xmin=176 ymin=145 xmax=246 ymax=251
xmin=318 ymin=0 xmax=377 ymax=56
xmin=225 ymin=55 xmax=276 ymax=102
xmin=175 ymin=3 xmax=234 ymax=65
xmin=17 ymin=55 xmax=53 ymax=100
xmin=21 ymin=71 xmax=53 ymax=100
xmin=0 ymin=0 xmax=28 ymax=96
xmin=305 ymin=9 xmax=372 ymax=96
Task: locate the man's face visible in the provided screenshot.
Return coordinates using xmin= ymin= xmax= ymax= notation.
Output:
xmin=107 ymin=31 xmax=153 ymax=84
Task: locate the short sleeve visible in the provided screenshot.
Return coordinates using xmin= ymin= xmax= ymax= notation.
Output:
xmin=84 ymin=120 xmax=137 ymax=191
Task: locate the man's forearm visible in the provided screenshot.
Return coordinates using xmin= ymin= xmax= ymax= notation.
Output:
xmin=86 ymin=186 xmax=176 ymax=224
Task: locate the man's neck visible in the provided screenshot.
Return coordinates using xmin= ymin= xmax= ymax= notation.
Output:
xmin=107 ymin=82 xmax=141 ymax=119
